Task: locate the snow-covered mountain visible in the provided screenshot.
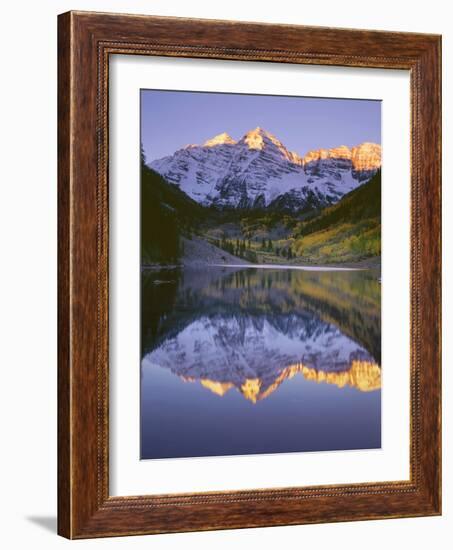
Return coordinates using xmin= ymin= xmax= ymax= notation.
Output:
xmin=149 ymin=127 xmax=381 ymax=212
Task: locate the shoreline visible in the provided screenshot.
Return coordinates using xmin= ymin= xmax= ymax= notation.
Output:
xmin=211 ymin=263 xmax=364 ymax=272
xmin=142 ymin=256 xmax=381 ymax=272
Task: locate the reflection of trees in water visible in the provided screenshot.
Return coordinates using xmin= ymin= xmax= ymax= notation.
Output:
xmin=141 ymin=267 xmax=381 ymax=363
xmin=141 ymin=268 xmax=182 ymax=357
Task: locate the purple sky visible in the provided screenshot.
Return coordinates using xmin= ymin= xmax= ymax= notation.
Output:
xmin=141 ymin=89 xmax=381 ymax=163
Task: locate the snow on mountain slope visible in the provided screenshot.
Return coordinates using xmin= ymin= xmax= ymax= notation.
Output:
xmin=149 ymin=127 xmax=381 ymax=212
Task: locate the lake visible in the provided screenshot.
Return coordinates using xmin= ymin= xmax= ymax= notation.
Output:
xmin=140 ymin=266 xmax=381 ymax=459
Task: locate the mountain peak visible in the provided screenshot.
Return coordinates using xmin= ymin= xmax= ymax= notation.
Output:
xmin=203 ymin=132 xmax=237 ymax=147
xmin=248 ymin=126 xmax=265 ymax=134
xmin=242 ymin=127 xmax=279 ymax=150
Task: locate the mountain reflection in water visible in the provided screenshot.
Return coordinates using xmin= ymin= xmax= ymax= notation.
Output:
xmin=190 ymin=361 xmax=381 ymax=404
xmin=141 ymin=266 xmax=381 ymax=459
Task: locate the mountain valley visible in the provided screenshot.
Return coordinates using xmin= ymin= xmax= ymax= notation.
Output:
xmin=142 ymin=127 xmax=381 ymax=266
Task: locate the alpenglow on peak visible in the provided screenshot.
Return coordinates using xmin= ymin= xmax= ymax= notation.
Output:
xmin=242 ymin=126 xmax=268 ymax=150
xmin=203 ymin=132 xmax=237 ymax=147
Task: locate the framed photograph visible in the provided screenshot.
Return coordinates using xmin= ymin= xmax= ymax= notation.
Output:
xmin=58 ymin=11 xmax=441 ymax=538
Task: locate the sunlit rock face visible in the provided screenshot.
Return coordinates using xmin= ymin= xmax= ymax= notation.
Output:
xmin=351 ymin=142 xmax=381 ymax=171
xmin=142 ymin=313 xmax=380 ymax=403
xmin=303 ymin=143 xmax=381 ymax=172
xmin=150 ymin=128 xmax=381 ymax=212
xmin=350 ymin=142 xmax=382 ymax=182
xmin=303 ymin=145 xmax=352 ymax=165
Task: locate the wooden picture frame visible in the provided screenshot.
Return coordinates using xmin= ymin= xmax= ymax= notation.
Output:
xmin=58 ymin=10 xmax=441 ymax=539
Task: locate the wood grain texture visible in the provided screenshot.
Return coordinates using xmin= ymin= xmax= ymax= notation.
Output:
xmin=57 ymin=11 xmax=71 ymax=538
xmin=57 ymin=10 xmax=442 ymax=539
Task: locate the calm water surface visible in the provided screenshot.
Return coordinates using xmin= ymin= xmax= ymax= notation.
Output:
xmin=141 ymin=266 xmax=381 ymax=459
